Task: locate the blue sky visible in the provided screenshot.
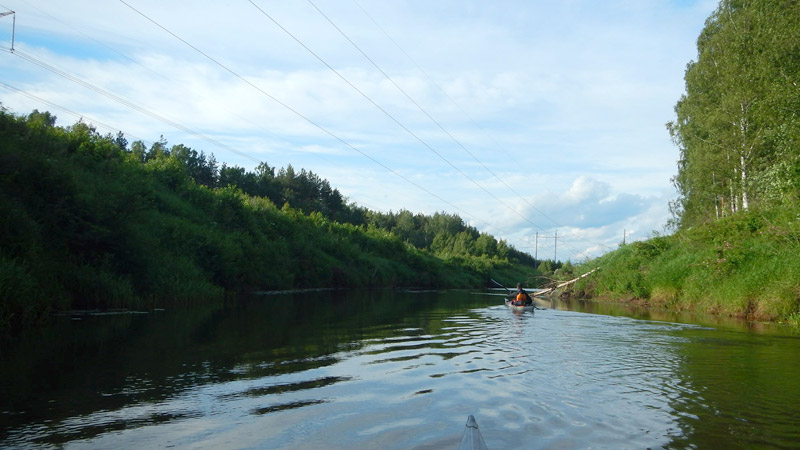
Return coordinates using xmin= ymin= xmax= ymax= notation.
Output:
xmin=0 ymin=0 xmax=719 ymax=261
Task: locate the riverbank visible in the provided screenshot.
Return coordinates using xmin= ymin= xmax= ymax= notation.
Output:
xmin=568 ymin=207 xmax=800 ymax=324
xmin=0 ymin=110 xmax=541 ymax=336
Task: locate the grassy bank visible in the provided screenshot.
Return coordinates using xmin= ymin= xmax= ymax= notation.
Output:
xmin=571 ymin=207 xmax=800 ymax=322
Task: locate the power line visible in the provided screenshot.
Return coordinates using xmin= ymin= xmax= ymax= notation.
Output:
xmin=349 ymin=1 xmax=555 ymax=222
xmin=0 ymin=79 xmax=148 ymax=144
xmin=269 ymin=1 xmax=618 ymax=260
xmin=1 ymin=5 xmax=559 ymax=258
xmin=16 ymin=1 xmax=306 ymax=162
xmin=248 ymin=0 xmax=546 ymax=232
xmin=118 ymin=0 xmax=512 ymax=237
xmin=348 ymin=0 xmax=614 ymax=254
xmin=0 ymin=3 xmax=525 ymax=250
xmin=118 ymin=0 xmax=605 ymax=258
xmin=8 ymin=47 xmax=262 ymax=164
xmin=17 ymin=0 xmax=172 ymax=84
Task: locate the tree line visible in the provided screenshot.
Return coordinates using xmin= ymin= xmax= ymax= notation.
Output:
xmin=0 ymin=108 xmax=542 ymax=333
xmin=667 ymin=0 xmax=800 ymax=229
xmin=94 ymin=117 xmax=535 ymax=266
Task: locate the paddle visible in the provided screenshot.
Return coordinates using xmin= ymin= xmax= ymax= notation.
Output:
xmin=490 ymin=278 xmax=515 ymax=304
xmin=489 ymin=278 xmax=511 ymax=295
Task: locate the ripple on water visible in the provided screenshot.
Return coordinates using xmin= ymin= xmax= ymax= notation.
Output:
xmin=4 ymin=293 xmax=799 ymax=449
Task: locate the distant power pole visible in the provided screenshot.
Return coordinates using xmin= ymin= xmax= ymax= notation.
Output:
xmin=1 ymin=10 xmax=15 ymax=51
xmin=554 ymin=230 xmax=558 ymax=261
xmin=536 ymin=232 xmax=563 ymax=262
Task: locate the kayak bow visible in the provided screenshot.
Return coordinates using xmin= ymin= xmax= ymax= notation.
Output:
xmin=458 ymin=415 xmax=489 ymax=450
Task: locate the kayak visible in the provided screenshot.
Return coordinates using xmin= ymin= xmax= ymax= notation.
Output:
xmin=458 ymin=415 xmax=489 ymax=450
xmin=505 ymin=299 xmax=535 ymax=312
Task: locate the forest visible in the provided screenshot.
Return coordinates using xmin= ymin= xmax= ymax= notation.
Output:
xmin=667 ymin=0 xmax=800 ymax=228
xmin=573 ymin=0 xmax=800 ymax=323
xmin=0 ymin=108 xmax=543 ymax=334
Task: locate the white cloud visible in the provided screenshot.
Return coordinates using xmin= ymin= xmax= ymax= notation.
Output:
xmin=0 ymin=0 xmax=716 ymax=261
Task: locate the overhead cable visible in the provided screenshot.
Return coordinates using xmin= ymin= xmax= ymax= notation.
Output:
xmin=309 ymin=0 xmax=552 ymax=232
xmin=9 ymin=48 xmax=261 ymax=164
xmin=350 ymin=0 xmax=613 ymax=252
xmin=118 ymin=0 xmax=511 ymax=236
xmin=249 ymin=0 xmax=545 ymax=234
xmin=308 ymin=1 xmax=611 ymax=254
xmin=0 ymin=79 xmax=148 ymax=144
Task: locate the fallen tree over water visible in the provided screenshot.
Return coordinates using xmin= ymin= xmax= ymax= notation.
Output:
xmin=534 ymin=268 xmax=598 ymax=298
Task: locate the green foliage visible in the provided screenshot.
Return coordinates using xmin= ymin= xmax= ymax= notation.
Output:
xmin=0 ymin=110 xmax=536 ymax=334
xmin=360 ymin=209 xmax=532 ymax=269
xmin=581 ymin=207 xmax=800 ymax=321
xmin=631 ymin=0 xmax=800 ymax=321
xmin=217 ymin=162 xmax=354 ymax=224
xmin=668 ymin=0 xmax=800 ymax=229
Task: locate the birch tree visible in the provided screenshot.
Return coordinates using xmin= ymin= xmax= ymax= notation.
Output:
xmin=668 ymin=0 xmax=800 ymax=229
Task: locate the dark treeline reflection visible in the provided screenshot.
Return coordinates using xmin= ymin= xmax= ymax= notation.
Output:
xmin=0 ymin=290 xmax=495 ymax=441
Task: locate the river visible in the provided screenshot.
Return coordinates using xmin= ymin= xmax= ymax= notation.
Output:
xmin=1 ymin=290 xmax=798 ymax=449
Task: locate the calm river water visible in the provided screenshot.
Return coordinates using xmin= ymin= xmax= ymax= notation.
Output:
xmin=1 ymin=290 xmax=799 ymax=449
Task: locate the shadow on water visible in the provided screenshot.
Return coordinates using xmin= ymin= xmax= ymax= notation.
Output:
xmin=539 ymin=296 xmax=798 ymax=334
xmin=0 ymin=289 xmax=494 ymax=446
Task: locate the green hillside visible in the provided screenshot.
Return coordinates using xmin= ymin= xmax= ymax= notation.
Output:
xmin=0 ymin=109 xmax=538 ymax=334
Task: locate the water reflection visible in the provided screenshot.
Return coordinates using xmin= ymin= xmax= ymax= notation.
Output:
xmin=541 ymin=296 xmax=800 ymax=449
xmin=0 ymin=290 xmax=798 ymax=449
xmin=666 ymin=327 xmax=800 ymax=449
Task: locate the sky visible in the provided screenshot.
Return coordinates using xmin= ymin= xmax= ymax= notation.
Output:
xmin=0 ymin=0 xmax=719 ymax=262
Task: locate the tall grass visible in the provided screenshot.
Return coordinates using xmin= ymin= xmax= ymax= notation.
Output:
xmin=578 ymin=208 xmax=800 ymax=322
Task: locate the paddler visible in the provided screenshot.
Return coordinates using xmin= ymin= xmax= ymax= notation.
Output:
xmin=507 ymin=282 xmax=533 ymax=306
